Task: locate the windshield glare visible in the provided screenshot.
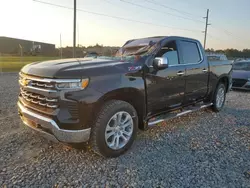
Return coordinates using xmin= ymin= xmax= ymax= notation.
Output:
xmin=233 ymin=62 xmax=250 ymax=71
xmin=115 ymin=37 xmax=163 ymax=57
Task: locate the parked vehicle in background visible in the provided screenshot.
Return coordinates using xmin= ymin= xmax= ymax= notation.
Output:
xmin=234 ymin=58 xmax=250 ymax=63
xmin=18 ymin=36 xmax=233 ymax=157
xmin=232 ymin=61 xmax=250 ymax=90
xmin=206 ymin=53 xmax=228 ymax=61
xmin=85 ymin=52 xmax=98 ymax=58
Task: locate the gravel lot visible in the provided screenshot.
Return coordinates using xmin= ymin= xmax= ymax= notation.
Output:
xmin=0 ymin=72 xmax=250 ymax=187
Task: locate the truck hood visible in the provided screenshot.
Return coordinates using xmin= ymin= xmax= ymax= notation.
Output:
xmin=21 ymin=58 xmax=136 ymax=78
xmin=232 ymin=70 xmax=250 ymax=79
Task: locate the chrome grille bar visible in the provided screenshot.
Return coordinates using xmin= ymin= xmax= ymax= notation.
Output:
xmin=20 ymin=87 xmax=58 ymax=109
xmin=19 ymin=72 xmax=80 ymax=83
xmin=47 ymin=103 xmax=58 ymax=108
xmin=46 ymin=98 xmax=58 ymax=102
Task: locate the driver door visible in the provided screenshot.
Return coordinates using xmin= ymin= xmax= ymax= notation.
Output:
xmin=145 ymin=39 xmax=186 ymax=116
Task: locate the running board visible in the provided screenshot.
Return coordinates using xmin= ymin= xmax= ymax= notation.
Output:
xmin=147 ymin=103 xmax=213 ymax=126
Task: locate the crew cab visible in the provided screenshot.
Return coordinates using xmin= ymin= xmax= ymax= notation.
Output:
xmin=18 ymin=36 xmax=232 ymax=157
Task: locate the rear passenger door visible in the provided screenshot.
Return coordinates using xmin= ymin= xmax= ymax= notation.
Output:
xmin=178 ymin=40 xmax=209 ymax=104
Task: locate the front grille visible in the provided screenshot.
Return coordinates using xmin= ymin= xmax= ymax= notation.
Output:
xmin=19 ymin=73 xmax=59 ymax=111
xmin=19 ymin=73 xmax=81 ymax=118
xmin=20 ymin=88 xmax=58 ymax=109
xmin=19 ymin=73 xmax=57 ymax=90
xmin=232 ymin=79 xmax=247 ymax=87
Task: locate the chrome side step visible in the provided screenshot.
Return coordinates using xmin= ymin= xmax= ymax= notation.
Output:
xmin=147 ymin=103 xmax=213 ymax=126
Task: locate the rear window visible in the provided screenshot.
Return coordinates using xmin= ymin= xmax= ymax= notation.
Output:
xmin=233 ymin=62 xmax=250 ymax=71
xmin=179 ymin=41 xmax=201 ymax=64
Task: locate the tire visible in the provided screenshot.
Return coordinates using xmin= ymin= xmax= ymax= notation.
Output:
xmin=212 ymin=83 xmax=226 ymax=112
xmin=90 ymin=100 xmax=138 ymax=158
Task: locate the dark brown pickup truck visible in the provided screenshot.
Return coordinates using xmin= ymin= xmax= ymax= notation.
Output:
xmin=18 ymin=36 xmax=232 ymax=157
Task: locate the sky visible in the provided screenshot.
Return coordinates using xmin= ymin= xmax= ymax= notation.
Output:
xmin=0 ymin=0 xmax=250 ymax=50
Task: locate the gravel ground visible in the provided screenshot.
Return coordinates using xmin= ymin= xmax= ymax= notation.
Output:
xmin=0 ymin=72 xmax=250 ymax=187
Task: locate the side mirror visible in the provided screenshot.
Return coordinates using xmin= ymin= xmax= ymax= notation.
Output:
xmin=153 ymin=57 xmax=169 ymax=70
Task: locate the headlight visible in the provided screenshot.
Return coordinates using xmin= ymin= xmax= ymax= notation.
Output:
xmin=56 ymin=78 xmax=89 ymax=89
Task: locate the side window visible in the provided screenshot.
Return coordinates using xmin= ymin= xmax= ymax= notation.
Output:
xmin=156 ymin=41 xmax=179 ymax=66
xmin=179 ymin=41 xmax=201 ymax=64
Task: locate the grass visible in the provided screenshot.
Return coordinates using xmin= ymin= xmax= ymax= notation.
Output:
xmin=0 ymin=56 xmax=60 ymax=72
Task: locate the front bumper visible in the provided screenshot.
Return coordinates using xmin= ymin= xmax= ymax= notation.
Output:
xmin=18 ymin=102 xmax=91 ymax=143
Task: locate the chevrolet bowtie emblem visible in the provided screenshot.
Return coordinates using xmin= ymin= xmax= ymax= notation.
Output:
xmin=22 ymin=79 xmax=30 ymax=86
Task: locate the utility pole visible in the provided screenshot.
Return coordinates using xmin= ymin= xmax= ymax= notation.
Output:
xmin=60 ymin=33 xmax=62 ymax=59
xmin=77 ymin=23 xmax=79 ymax=47
xmin=203 ymin=9 xmax=211 ymax=49
xmin=73 ymin=0 xmax=76 ymax=57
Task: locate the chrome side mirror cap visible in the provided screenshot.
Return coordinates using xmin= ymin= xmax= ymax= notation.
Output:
xmin=153 ymin=57 xmax=169 ymax=70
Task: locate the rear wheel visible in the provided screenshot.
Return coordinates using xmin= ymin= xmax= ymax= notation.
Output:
xmin=212 ymin=83 xmax=226 ymax=112
xmin=90 ymin=100 xmax=138 ymax=157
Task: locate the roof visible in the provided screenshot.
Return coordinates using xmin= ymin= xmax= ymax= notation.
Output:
xmin=0 ymin=36 xmax=54 ymax=45
xmin=123 ymin=36 xmax=201 ymax=48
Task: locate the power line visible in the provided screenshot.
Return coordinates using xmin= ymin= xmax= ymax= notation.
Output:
xmin=102 ymin=0 xmax=120 ymax=7
xmin=33 ymin=0 xmax=201 ymax=33
xmin=211 ymin=26 xmax=242 ymax=40
xmin=207 ymin=34 xmax=225 ymax=42
xmin=144 ymin=0 xmax=203 ymax=19
xmin=210 ymin=25 xmax=250 ymax=45
xmin=211 ymin=26 xmax=235 ymax=36
xmin=120 ymin=0 xmax=205 ymax=24
xmin=207 ymin=34 xmax=247 ymax=49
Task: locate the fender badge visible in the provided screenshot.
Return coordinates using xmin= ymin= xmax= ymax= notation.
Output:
xmin=128 ymin=66 xmax=142 ymax=71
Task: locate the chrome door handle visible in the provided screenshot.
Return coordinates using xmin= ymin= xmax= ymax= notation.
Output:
xmin=177 ymin=71 xmax=184 ymax=76
xmin=202 ymin=69 xmax=208 ymax=72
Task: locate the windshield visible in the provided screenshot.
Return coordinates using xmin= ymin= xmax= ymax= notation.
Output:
xmin=95 ymin=38 xmax=162 ymax=62
xmin=115 ymin=37 xmax=163 ymax=57
xmin=233 ymin=62 xmax=250 ymax=71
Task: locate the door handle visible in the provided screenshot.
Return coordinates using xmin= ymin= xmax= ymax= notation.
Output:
xmin=202 ymin=69 xmax=208 ymax=72
xmin=177 ymin=71 xmax=184 ymax=76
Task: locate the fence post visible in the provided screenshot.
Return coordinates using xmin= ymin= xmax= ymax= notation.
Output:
xmin=0 ymin=53 xmax=2 ymax=75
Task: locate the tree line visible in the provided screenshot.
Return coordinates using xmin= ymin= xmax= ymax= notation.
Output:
xmin=206 ymin=48 xmax=250 ymax=58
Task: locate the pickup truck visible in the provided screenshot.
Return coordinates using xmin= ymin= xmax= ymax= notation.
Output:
xmin=18 ymin=36 xmax=232 ymax=157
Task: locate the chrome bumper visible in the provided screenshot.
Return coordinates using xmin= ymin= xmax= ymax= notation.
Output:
xmin=18 ymin=102 xmax=91 ymax=143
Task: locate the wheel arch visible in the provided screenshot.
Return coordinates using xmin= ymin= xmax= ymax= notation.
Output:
xmin=205 ymin=74 xmax=230 ymax=103
xmin=96 ymin=88 xmax=146 ymax=130
xmin=216 ymin=75 xmax=230 ymax=94
xmin=209 ymin=75 xmax=230 ymax=102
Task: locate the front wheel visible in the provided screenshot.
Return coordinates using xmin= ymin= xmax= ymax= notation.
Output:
xmin=212 ymin=83 xmax=226 ymax=112
xmin=90 ymin=100 xmax=138 ymax=157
